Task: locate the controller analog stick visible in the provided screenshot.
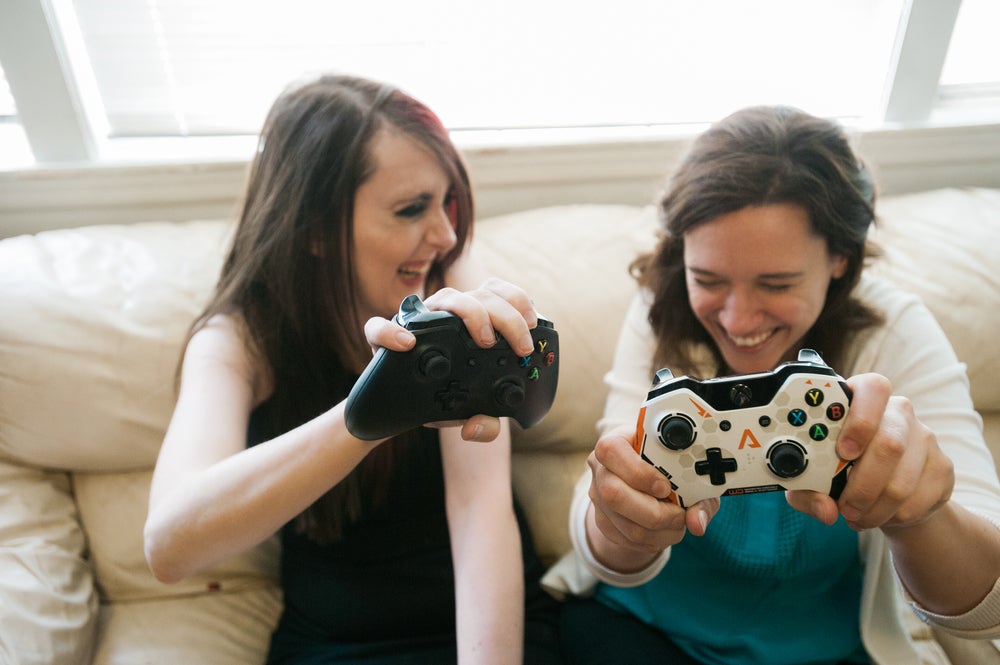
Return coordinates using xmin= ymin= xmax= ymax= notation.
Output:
xmin=419 ymin=350 xmax=451 ymax=379
xmin=767 ymin=441 xmax=808 ymax=478
xmin=495 ymin=380 xmax=526 ymax=408
xmin=658 ymin=414 xmax=696 ymax=451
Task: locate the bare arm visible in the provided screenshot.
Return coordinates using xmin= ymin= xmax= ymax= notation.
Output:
xmin=442 ymin=421 xmax=523 ymax=664
xmin=144 ymin=317 xmax=382 ymax=583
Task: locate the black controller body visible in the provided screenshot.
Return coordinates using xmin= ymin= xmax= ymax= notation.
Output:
xmin=634 ymin=349 xmax=853 ymax=508
xmin=345 ymin=295 xmax=559 ymax=440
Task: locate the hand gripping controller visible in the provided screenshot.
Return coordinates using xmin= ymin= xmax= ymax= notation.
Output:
xmin=345 ymin=294 xmax=559 ymax=440
xmin=634 ymin=349 xmax=853 ymax=508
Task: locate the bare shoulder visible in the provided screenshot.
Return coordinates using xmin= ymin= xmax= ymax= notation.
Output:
xmin=183 ymin=313 xmax=273 ymax=407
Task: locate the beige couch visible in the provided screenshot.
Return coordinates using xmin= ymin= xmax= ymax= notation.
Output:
xmin=1 ymin=188 xmax=998 ymax=664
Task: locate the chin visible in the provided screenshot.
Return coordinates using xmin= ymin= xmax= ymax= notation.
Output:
xmin=719 ymin=344 xmax=786 ymax=376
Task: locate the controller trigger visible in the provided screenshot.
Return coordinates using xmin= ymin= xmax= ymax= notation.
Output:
xmin=396 ymin=293 xmax=426 ymax=324
xmin=653 ymin=368 xmax=674 ymax=386
xmin=797 ymin=348 xmax=823 ymax=364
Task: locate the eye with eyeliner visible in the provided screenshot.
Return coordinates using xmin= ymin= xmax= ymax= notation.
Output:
xmin=396 ymin=201 xmax=427 ymax=219
xmin=395 ymin=190 xmax=453 ymax=220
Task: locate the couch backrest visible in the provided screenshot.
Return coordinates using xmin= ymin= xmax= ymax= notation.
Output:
xmin=1 ymin=190 xmax=997 ymax=471
xmin=0 ymin=220 xmax=229 ymax=470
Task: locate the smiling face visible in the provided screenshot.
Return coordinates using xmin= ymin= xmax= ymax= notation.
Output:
xmin=351 ymin=126 xmax=458 ymax=322
xmin=683 ymin=203 xmax=847 ymax=375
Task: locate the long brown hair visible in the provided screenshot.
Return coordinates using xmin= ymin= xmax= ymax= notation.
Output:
xmin=633 ymin=106 xmax=883 ymax=377
xmin=186 ymin=74 xmax=474 ymax=542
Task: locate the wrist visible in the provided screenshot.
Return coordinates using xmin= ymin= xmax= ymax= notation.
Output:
xmin=584 ymin=505 xmax=656 ymax=570
xmin=582 ymin=503 xmax=669 ymax=585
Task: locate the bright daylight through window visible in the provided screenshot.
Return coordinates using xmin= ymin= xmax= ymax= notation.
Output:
xmin=0 ymin=0 xmax=997 ymax=168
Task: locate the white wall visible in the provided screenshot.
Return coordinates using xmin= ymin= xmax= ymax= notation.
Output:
xmin=2 ymin=122 xmax=999 ymax=239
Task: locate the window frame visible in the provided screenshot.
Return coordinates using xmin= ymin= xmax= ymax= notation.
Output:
xmin=0 ymin=0 xmax=978 ymax=165
xmin=2 ymin=0 xmax=1000 ymax=240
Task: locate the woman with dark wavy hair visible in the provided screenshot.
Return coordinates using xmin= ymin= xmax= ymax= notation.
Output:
xmin=144 ymin=74 xmax=563 ymax=664
xmin=557 ymin=106 xmax=1000 ymax=664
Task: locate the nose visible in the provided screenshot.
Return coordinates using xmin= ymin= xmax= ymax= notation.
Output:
xmin=425 ymin=206 xmax=457 ymax=250
xmin=717 ymin=287 xmax=761 ymax=335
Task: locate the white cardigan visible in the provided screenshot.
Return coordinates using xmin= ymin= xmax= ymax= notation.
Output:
xmin=543 ymin=275 xmax=1000 ymax=664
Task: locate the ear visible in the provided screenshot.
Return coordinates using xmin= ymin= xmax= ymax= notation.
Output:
xmin=831 ymin=253 xmax=848 ymax=279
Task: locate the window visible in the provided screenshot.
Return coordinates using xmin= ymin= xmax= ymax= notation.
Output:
xmin=941 ymin=0 xmax=1000 ymax=86
xmin=65 ymin=0 xmax=908 ymax=136
xmin=0 ymin=65 xmax=16 ymax=118
xmin=0 ymin=0 xmax=998 ymax=167
xmin=937 ymin=0 xmax=1000 ymax=121
xmin=0 ymin=64 xmax=32 ymax=169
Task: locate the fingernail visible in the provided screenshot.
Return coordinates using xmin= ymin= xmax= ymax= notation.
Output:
xmin=470 ymin=424 xmax=483 ymax=440
xmin=698 ymin=509 xmax=708 ymax=533
xmin=520 ymin=336 xmax=535 ymax=356
xmin=396 ymin=330 xmax=415 ymax=347
xmin=841 ymin=505 xmax=860 ymax=523
xmin=480 ymin=326 xmax=497 ymax=346
xmin=839 ymin=436 xmax=862 ymax=460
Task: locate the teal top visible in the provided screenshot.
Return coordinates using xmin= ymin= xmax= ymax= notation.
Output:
xmin=597 ymin=492 xmax=868 ymax=665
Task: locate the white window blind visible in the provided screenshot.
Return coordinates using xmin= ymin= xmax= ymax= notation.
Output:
xmin=62 ymin=0 xmax=909 ymax=139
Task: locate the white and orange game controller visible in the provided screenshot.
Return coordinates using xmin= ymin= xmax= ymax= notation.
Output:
xmin=634 ymin=349 xmax=853 ymax=508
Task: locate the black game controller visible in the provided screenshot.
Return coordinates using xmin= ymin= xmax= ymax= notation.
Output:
xmin=345 ymin=294 xmax=559 ymax=440
xmin=633 ymin=349 xmax=853 ymax=508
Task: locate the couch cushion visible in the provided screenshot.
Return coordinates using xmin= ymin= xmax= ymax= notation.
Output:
xmin=0 ymin=220 xmax=229 ymax=471
xmin=0 ymin=460 xmax=97 ymax=665
xmin=73 ymin=469 xmax=280 ymax=602
xmin=871 ymin=187 xmax=1000 ymax=411
xmin=91 ymin=587 xmax=281 ymax=665
xmin=476 ymin=204 xmax=657 ymax=454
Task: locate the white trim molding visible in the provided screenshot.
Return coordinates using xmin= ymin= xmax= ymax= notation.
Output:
xmin=2 ymin=122 xmax=1000 ymax=239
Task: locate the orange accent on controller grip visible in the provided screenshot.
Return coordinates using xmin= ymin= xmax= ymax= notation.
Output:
xmin=635 ymin=406 xmax=681 ymax=505
xmin=633 ymin=406 xmax=647 ymax=454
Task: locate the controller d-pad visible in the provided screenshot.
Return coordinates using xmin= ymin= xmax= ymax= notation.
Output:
xmin=694 ymin=448 xmax=738 ymax=486
xmin=434 ymin=381 xmax=470 ymax=412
